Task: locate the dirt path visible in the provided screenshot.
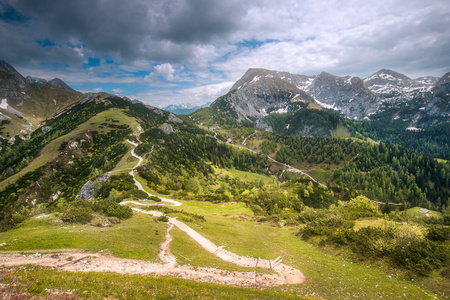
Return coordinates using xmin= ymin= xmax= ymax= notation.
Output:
xmin=157 ymin=224 xmax=177 ymax=268
xmin=215 ymin=131 xmax=324 ymax=186
xmin=0 ymin=250 xmax=302 ymax=287
xmin=121 ymin=140 xmax=305 ymax=285
xmin=0 ymin=138 xmax=306 ymax=287
xmin=267 ymin=156 xmax=326 ymax=187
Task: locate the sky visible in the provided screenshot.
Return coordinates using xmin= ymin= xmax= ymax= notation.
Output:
xmin=1 ymin=0 xmax=449 ymax=107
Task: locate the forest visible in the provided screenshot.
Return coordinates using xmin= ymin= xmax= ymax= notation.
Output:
xmin=266 ymin=133 xmax=449 ymax=210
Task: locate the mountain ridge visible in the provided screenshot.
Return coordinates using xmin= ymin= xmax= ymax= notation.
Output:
xmin=206 ymin=67 xmax=449 ymax=129
xmin=0 ymin=60 xmax=81 ymax=140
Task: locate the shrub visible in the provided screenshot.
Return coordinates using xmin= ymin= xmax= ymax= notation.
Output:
xmin=148 ymin=196 xmax=162 ymax=202
xmin=426 ymin=227 xmax=450 ymax=241
xmin=345 ymin=196 xmax=380 ymax=219
xmin=92 ymin=200 xmax=132 ymax=219
xmin=10 ymin=206 xmax=30 ymax=226
xmin=61 ymin=207 xmax=93 ymax=224
xmin=391 ymin=240 xmax=448 ymax=276
xmin=441 ymin=267 xmax=450 ymax=279
xmin=157 ymin=215 xmax=169 ymax=222
xmin=127 ymin=189 xmax=148 ymax=199
xmin=301 ymin=215 xmax=354 ymax=239
xmin=349 ymin=226 xmax=396 ymax=257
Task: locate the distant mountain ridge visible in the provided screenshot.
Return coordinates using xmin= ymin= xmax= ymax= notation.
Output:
xmin=205 ymin=67 xmax=449 ymax=130
xmin=163 ymin=102 xmax=211 ymax=115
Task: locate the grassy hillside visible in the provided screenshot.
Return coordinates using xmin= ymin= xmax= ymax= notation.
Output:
xmin=0 ymin=108 xmax=139 ymax=191
xmin=1 ymin=199 xmax=446 ymax=299
xmin=0 ymin=96 xmax=448 ymax=299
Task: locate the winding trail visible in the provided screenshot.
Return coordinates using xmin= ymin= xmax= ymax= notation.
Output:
xmin=0 ymin=138 xmax=306 ymax=287
xmin=121 ymin=140 xmax=306 ymax=285
xmin=267 ymin=156 xmax=326 ymax=187
xmin=221 ymin=131 xmax=325 ymax=186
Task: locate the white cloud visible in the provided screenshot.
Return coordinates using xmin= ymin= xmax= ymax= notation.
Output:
xmin=184 ymin=81 xmax=234 ymax=99
xmin=112 ymin=88 xmax=123 ymax=94
xmin=129 ymin=81 xmax=234 ymax=108
xmin=145 ymin=63 xmax=176 ymax=81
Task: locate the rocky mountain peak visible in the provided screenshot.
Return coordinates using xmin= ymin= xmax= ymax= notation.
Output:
xmin=0 ymin=60 xmax=27 ymax=91
xmin=433 ymin=72 xmax=450 ymax=94
xmin=48 ymin=78 xmax=74 ymax=91
xmin=436 ymin=72 xmax=450 ymax=85
xmin=26 ymin=76 xmax=47 ymax=84
xmin=308 ymin=71 xmax=378 ymax=118
xmin=230 ymin=68 xmax=273 ymax=91
xmin=0 ymin=60 xmax=22 ymax=76
xmin=364 ymin=69 xmax=412 ymax=88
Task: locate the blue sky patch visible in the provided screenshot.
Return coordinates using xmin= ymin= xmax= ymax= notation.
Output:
xmin=0 ymin=4 xmax=28 ymax=23
xmin=37 ymin=39 xmax=55 ymax=48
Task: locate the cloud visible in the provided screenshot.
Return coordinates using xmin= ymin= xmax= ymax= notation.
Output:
xmin=1 ymin=0 xmax=449 ymax=105
xmin=145 ymin=63 xmax=176 ymax=81
xmin=112 ymin=88 xmax=123 ymax=94
xmin=129 ymin=81 xmax=234 ymax=107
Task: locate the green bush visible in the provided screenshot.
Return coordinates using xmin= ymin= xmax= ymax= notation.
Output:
xmin=391 ymin=240 xmax=448 ymax=276
xmin=127 ymin=189 xmax=149 ymax=199
xmin=345 ymin=196 xmax=380 ymax=219
xmin=349 ymin=226 xmax=396 ymax=257
xmin=441 ymin=267 xmax=450 ymax=279
xmin=426 ymin=227 xmax=450 ymax=241
xmin=301 ymin=215 xmax=354 ymax=239
xmin=61 ymin=206 xmax=94 ymax=224
xmin=157 ymin=215 xmax=169 ymax=222
xmin=148 ymin=196 xmax=162 ymax=202
xmin=92 ymin=200 xmax=132 ymax=219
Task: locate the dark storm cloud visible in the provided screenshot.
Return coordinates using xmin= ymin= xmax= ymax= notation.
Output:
xmin=0 ymin=0 xmax=245 ymax=65
xmin=150 ymin=0 xmax=245 ymax=43
xmin=1 ymin=0 xmax=449 ymax=106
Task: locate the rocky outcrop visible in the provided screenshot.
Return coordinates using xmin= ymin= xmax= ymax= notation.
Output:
xmin=76 ymin=174 xmax=110 ymax=201
xmin=159 ymin=123 xmax=175 ymax=134
xmin=168 ymin=112 xmax=183 ymax=123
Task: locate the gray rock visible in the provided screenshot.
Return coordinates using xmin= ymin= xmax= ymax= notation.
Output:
xmin=159 ymin=123 xmax=175 ymax=134
xmin=208 ymin=67 xmax=449 ymax=129
xmin=76 ymin=174 xmax=109 ymax=201
xmin=168 ymin=112 xmax=183 ymax=123
xmin=41 ymin=125 xmax=51 ymax=133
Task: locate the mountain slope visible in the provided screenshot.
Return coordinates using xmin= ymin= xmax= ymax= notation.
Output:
xmin=0 ymin=60 xmax=81 ymax=141
xmin=214 ymin=68 xmax=314 ymax=121
xmin=196 ymin=67 xmax=449 ymax=128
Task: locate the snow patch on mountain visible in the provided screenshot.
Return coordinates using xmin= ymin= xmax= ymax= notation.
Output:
xmin=250 ymin=76 xmax=261 ymax=84
xmin=273 ymin=107 xmax=288 ymax=114
xmin=314 ymin=98 xmax=336 ymax=110
xmin=0 ymin=99 xmax=8 ymax=110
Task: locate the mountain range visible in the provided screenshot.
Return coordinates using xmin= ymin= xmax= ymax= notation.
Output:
xmin=201 ymin=68 xmax=449 ymax=131
xmin=1 ymin=60 xmax=449 ymax=158
xmin=162 ymin=102 xmax=211 ymax=115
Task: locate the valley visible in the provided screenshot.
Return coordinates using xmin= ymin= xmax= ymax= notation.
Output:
xmin=0 ymin=62 xmax=449 ymax=299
